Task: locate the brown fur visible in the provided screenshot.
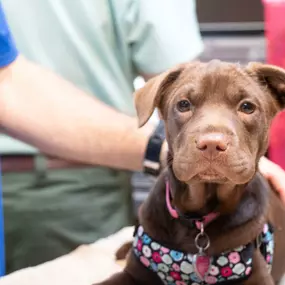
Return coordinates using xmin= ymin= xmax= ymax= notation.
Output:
xmin=94 ymin=60 xmax=285 ymax=285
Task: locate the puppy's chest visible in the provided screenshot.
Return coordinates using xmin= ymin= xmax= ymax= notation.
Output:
xmin=133 ymin=225 xmax=274 ymax=285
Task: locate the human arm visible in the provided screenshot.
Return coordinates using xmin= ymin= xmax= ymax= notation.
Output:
xmin=0 ymin=55 xmax=159 ymax=171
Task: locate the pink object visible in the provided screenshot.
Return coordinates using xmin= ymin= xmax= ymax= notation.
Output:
xmin=193 ymin=254 xmax=211 ymax=281
xmin=205 ymin=275 xmax=218 ymax=284
xmin=245 ymin=266 xmax=252 ymax=276
xmin=160 ymin=247 xmax=170 ymax=253
xmin=228 ymin=252 xmax=241 ymax=264
xmin=152 ymin=252 xmax=162 ymax=263
xmin=137 ymin=240 xmax=143 ymax=251
xmin=269 ymin=111 xmax=285 ymax=170
xmin=176 ymin=282 xmax=187 ymax=285
xmin=220 ymin=266 xmax=233 ymax=278
xmin=195 ymin=212 xmax=219 ymax=230
xmin=165 ymin=180 xmax=219 ymax=227
xmin=263 ymin=0 xmax=285 ymax=68
xmin=140 ymin=256 xmax=150 ymax=267
xmin=172 ymin=263 xmax=180 ymax=272
xmin=165 ymin=180 xmax=179 ymax=219
xmin=170 ymin=271 xmax=182 ymax=281
xmin=263 ymin=0 xmax=285 ymax=170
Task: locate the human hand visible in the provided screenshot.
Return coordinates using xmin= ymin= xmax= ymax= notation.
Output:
xmin=259 ymin=156 xmax=285 ymax=204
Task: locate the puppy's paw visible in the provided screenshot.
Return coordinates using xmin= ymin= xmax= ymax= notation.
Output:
xmin=115 ymin=241 xmax=133 ymax=260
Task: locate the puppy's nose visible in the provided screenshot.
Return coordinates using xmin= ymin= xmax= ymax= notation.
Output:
xmin=196 ymin=133 xmax=228 ymax=159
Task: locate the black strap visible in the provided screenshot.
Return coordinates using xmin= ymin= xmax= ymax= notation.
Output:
xmin=133 ymin=224 xmax=140 ymax=237
xmin=143 ymin=120 xmax=165 ymax=176
xmin=254 ymin=223 xmax=274 ymax=262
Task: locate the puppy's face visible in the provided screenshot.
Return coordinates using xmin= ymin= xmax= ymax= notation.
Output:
xmin=135 ymin=61 xmax=285 ymax=213
xmin=162 ymin=61 xmax=277 ymax=185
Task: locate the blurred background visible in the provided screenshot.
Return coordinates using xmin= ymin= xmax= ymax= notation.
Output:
xmin=197 ymin=0 xmax=265 ymax=63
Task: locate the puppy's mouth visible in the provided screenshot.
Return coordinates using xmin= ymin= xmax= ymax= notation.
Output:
xmin=173 ymin=157 xmax=253 ymax=185
xmin=194 ymin=170 xmax=228 ymax=184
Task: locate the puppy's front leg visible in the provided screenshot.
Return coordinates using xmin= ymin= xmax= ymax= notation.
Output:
xmin=93 ymin=271 xmax=137 ymax=285
xmin=115 ymin=241 xmax=132 ymax=260
xmin=244 ymin=250 xmax=274 ymax=285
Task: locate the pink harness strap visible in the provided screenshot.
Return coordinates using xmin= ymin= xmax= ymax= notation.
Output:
xmin=165 ymin=180 xmax=219 ymax=228
xmin=165 ymin=180 xmax=179 ymax=219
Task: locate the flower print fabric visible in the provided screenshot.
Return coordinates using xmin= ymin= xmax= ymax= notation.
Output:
xmin=133 ymin=224 xmax=274 ymax=285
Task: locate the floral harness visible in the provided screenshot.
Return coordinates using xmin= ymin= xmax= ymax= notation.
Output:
xmin=133 ymin=224 xmax=274 ymax=285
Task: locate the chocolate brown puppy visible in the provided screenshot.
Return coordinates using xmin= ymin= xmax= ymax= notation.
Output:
xmin=94 ymin=60 xmax=285 ymax=285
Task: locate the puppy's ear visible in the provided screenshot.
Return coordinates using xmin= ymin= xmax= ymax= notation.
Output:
xmin=246 ymin=62 xmax=285 ymax=110
xmin=134 ymin=65 xmax=185 ymax=127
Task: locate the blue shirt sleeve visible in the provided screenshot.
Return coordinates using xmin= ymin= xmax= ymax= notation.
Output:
xmin=0 ymin=2 xmax=15 ymax=275
xmin=0 ymin=165 xmax=4 ymax=277
xmin=0 ymin=1 xmax=18 ymax=67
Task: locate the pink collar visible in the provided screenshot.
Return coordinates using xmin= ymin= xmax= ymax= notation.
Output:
xmin=165 ymin=180 xmax=219 ymax=229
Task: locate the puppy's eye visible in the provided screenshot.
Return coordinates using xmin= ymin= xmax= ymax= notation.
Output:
xmin=239 ymin=101 xmax=256 ymax=114
xmin=177 ymin=100 xmax=191 ymax=112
